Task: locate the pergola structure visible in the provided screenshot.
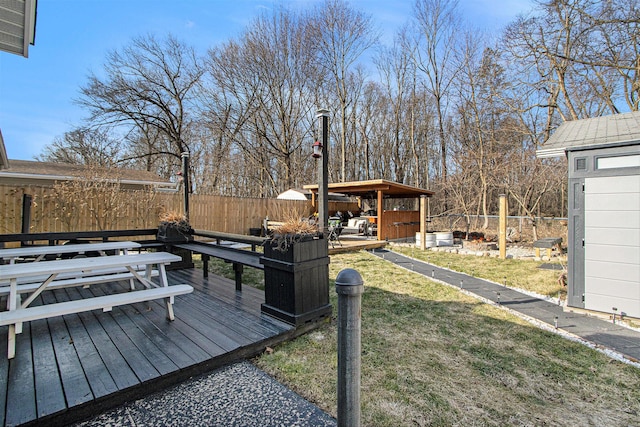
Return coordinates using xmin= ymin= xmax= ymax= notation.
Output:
xmin=304 ymin=179 xmax=434 ymax=241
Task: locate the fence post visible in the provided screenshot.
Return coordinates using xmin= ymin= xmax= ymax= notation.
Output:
xmin=335 ymin=268 xmax=364 ymax=427
xmin=499 ymin=194 xmax=507 ymax=259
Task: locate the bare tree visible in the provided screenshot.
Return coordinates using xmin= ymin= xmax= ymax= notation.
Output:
xmin=76 ymin=34 xmax=205 ymax=176
xmin=49 ymin=164 xmax=161 ymax=231
xmin=312 ymin=0 xmax=378 ymax=182
xmin=37 ymin=127 xmax=122 ymax=166
xmin=204 ymin=38 xmax=263 ymax=195
xmin=355 ymin=81 xmax=385 ymax=180
xmin=375 ymin=30 xmax=415 ymax=184
xmin=502 ymin=0 xmax=639 ymax=143
xmin=412 ymin=0 xmax=461 ymax=211
xmin=204 ymin=7 xmax=322 ymax=196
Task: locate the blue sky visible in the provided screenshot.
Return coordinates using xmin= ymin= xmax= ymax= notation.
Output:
xmin=0 ymin=0 xmax=533 ymax=161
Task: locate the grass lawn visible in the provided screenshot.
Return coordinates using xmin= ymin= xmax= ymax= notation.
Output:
xmin=192 ymin=253 xmax=265 ymax=290
xmin=391 ymin=244 xmax=566 ymax=299
xmin=251 ymin=251 xmax=640 ymax=426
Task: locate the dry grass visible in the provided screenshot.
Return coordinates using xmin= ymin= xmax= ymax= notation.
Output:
xmin=270 ymin=206 xmax=318 ymax=236
xmin=254 ymin=251 xmax=640 ymax=426
xmin=159 ymin=211 xmax=188 ymax=223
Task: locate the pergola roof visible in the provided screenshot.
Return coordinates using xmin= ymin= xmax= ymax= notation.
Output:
xmin=303 ymin=179 xmax=433 ymax=198
xmin=537 ymin=111 xmax=640 ymax=158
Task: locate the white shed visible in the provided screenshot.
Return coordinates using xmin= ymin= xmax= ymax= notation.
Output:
xmin=538 ymin=112 xmax=640 ymax=318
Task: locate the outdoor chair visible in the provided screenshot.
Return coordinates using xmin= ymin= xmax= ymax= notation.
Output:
xmin=328 ymin=217 xmax=343 ymax=248
xmin=341 ymin=218 xmax=368 ymax=235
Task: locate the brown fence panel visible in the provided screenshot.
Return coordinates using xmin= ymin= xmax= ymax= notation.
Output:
xmin=0 ymin=184 xmax=360 ymax=236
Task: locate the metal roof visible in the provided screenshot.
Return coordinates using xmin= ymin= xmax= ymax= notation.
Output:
xmin=0 ymin=0 xmax=37 ymax=57
xmin=537 ymin=111 xmax=640 ymax=158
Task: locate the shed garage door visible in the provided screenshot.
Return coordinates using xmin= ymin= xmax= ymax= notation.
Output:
xmin=584 ymin=175 xmax=640 ymax=317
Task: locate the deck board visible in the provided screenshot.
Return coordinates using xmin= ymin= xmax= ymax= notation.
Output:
xmin=69 ymin=286 xmax=163 ymax=385
xmin=0 ymin=267 xmax=300 ymax=426
xmin=5 ymin=324 xmax=35 ymax=427
xmin=40 ymin=290 xmax=95 ymax=407
xmin=31 ymin=318 xmax=66 ymax=419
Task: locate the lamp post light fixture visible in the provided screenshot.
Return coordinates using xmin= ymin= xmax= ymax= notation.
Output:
xmin=312 ymin=140 xmax=323 ymax=159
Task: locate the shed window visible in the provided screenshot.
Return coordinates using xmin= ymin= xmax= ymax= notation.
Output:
xmin=575 ymin=158 xmax=587 ymax=170
xmin=596 ymin=154 xmax=640 ymax=170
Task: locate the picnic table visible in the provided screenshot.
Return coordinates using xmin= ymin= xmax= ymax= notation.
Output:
xmin=0 ymin=241 xmax=141 ymax=264
xmin=0 ymin=251 xmax=193 ymax=359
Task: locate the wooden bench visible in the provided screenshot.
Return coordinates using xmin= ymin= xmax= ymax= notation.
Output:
xmin=175 ymin=242 xmax=264 ymax=291
xmin=0 ymin=252 xmax=192 ymax=359
xmin=533 ymin=237 xmax=563 ymax=258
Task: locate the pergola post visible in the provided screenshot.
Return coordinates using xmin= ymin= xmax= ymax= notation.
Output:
xmin=419 ymin=195 xmax=427 ymax=250
xmin=377 ymin=190 xmax=384 ymax=241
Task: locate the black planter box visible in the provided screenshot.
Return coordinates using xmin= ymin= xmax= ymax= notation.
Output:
xmin=157 ymin=223 xmax=194 ymax=243
xmin=156 ymin=223 xmax=194 ymax=269
xmin=260 ymin=234 xmax=332 ymax=326
xmin=163 ymin=245 xmax=194 ymax=270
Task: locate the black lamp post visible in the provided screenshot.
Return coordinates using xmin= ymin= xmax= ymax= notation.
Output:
xmin=314 ymin=108 xmax=329 ymax=236
xmin=181 ymin=151 xmax=190 ymax=222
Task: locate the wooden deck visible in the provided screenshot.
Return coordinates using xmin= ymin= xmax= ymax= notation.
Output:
xmin=0 ymin=267 xmax=311 ymax=427
xmin=328 ymin=235 xmax=388 ymax=255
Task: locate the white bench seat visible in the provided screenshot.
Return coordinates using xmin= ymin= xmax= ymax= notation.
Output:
xmin=0 ymin=241 xmax=141 ymax=263
xmin=0 ymin=285 xmax=193 ymax=326
xmin=0 ymin=265 xmax=154 ymax=286
xmin=0 ymin=284 xmax=194 ymax=358
xmin=0 ymin=269 xmax=159 ymax=295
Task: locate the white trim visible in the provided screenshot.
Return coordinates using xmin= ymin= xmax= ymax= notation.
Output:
xmin=0 ymin=130 xmax=8 ymax=170
xmin=22 ymin=0 xmax=34 ymax=57
xmin=535 ymin=147 xmax=566 ymax=158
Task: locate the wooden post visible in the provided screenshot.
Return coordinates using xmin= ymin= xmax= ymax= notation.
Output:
xmin=419 ymin=195 xmax=427 ymax=250
xmin=499 ymin=194 xmax=507 ymax=259
xmin=377 ymin=190 xmax=384 ymax=241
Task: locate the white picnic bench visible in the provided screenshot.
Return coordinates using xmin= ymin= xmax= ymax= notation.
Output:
xmin=0 ymin=241 xmax=149 ymax=292
xmin=0 ymin=241 xmax=141 ymax=264
xmin=0 ymin=251 xmax=193 ymax=359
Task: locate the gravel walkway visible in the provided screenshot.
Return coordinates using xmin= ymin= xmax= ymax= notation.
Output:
xmin=74 ymin=361 xmax=336 ymax=427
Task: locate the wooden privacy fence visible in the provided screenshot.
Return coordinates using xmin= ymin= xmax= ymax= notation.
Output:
xmin=0 ymin=184 xmax=358 ymax=235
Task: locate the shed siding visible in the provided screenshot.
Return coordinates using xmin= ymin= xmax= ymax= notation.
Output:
xmin=584 ymin=175 xmax=640 ymax=317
